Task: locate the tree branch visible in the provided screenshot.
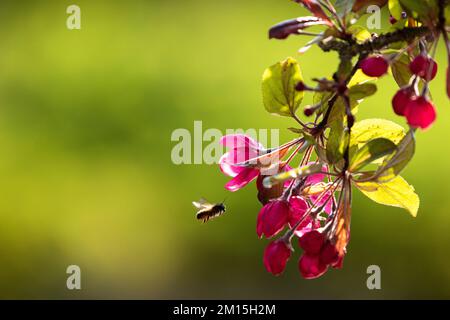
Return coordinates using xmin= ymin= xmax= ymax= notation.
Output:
xmin=318 ymin=26 xmax=430 ymax=58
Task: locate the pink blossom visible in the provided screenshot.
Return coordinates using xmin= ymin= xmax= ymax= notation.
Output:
xmin=219 ymin=134 xmax=263 ymax=191
xmin=319 ymin=241 xmax=340 ymax=265
xmin=288 ymin=196 xmax=309 ymax=228
xmin=298 ymin=253 xmax=328 ymax=279
xmin=298 ymin=230 xmax=325 ymax=255
xmin=404 ymin=96 xmax=436 ymax=129
xmin=257 ymin=200 xmax=290 ymax=238
xmin=306 ymin=164 xmax=334 ymax=214
xmin=263 ymin=240 xmax=291 ymax=276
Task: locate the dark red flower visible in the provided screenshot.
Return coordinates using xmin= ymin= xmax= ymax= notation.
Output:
xmin=360 ymin=56 xmax=389 ymax=77
xmin=298 ymin=230 xmax=325 ymax=255
xmin=331 ymin=255 xmax=344 ymax=269
xmin=298 ymin=253 xmax=328 ymax=279
xmin=257 ymin=200 xmax=290 ymax=238
xmin=404 ymin=96 xmax=436 ymax=129
xmin=263 ymin=240 xmax=291 ymax=276
xmin=319 ymin=241 xmax=340 ymax=265
xmin=389 ymin=15 xmax=397 ymax=24
xmin=392 ymin=87 xmax=415 ymax=116
xmin=410 ymin=55 xmax=438 ymax=80
xmin=288 ymin=196 xmax=310 ymax=228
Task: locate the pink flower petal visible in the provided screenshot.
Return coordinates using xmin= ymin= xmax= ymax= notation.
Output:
xmin=405 ymin=96 xmax=436 ymax=130
xmin=220 ymin=134 xmax=263 ymax=150
xmin=263 ymin=241 xmax=291 ymax=276
xmin=256 ymin=200 xmax=290 ymax=238
xmin=311 ymin=191 xmax=333 ymax=214
xmin=224 ymin=168 xmax=259 ymax=192
xmin=298 ymin=253 xmax=328 ymax=279
xmin=219 ymin=146 xmax=261 ymax=177
xmin=306 ymin=163 xmax=327 ymax=184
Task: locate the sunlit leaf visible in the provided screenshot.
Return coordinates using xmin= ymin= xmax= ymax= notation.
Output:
xmin=262 ymin=57 xmax=304 ymax=117
xmin=348 ymin=25 xmax=372 ymax=44
xmin=350 ymin=118 xmax=406 ymax=147
xmin=326 ymin=120 xmax=348 ymax=164
xmin=355 ymin=175 xmax=419 ymax=217
xmin=388 ymin=0 xmax=403 ymax=20
xmin=370 ymin=129 xmax=415 ymax=182
xmin=348 ymin=69 xmax=376 ymax=87
xmin=399 ymin=0 xmax=438 ymax=21
xmin=349 ymin=138 xmax=397 ymax=171
xmin=390 ymin=52 xmax=413 ymax=87
xmin=348 ymin=83 xmax=377 ymax=100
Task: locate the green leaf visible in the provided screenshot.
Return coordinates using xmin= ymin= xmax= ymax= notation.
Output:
xmin=288 ymin=127 xmax=304 ymax=134
xmin=327 ymin=96 xmax=356 ymax=125
xmin=262 ymin=57 xmax=304 ymax=117
xmin=313 ymin=91 xmax=333 ymax=116
xmin=262 ymin=162 xmax=323 ymax=188
xmin=390 ymin=53 xmax=412 ymax=87
xmin=337 ymin=59 xmax=353 ymax=81
xmin=335 ymin=0 xmax=356 ymax=17
xmin=326 ymin=120 xmax=348 ymax=164
xmin=349 ymin=138 xmax=397 ymax=172
xmin=388 ymin=0 xmax=403 ymax=20
xmin=348 ymin=83 xmax=377 ymax=100
xmin=348 ymin=69 xmax=375 ymax=87
xmin=350 ymin=118 xmax=406 ymax=148
xmin=355 ymin=175 xmax=419 ymax=217
xmin=369 ymin=129 xmax=415 ymax=182
xmin=399 ymin=0 xmax=429 ymax=14
xmin=348 ymin=25 xmax=372 ymax=44
xmin=399 ymin=0 xmax=438 ymax=21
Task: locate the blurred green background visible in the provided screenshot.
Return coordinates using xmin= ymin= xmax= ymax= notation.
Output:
xmin=0 ymin=0 xmax=449 ymax=299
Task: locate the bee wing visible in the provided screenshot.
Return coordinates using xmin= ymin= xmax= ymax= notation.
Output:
xmin=192 ymin=198 xmax=212 ymax=209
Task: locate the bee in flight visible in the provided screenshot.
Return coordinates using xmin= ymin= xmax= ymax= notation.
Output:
xmin=192 ymin=198 xmax=226 ymax=223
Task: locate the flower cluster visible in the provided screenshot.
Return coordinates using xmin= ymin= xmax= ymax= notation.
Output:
xmin=209 ymin=0 xmax=449 ymax=280
xmin=359 ymin=53 xmax=438 ymax=130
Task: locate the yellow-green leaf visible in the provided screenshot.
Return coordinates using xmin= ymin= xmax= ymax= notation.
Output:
xmin=355 ymin=175 xmax=419 ymax=217
xmin=390 ymin=53 xmax=412 ymax=87
xmin=326 ymin=120 xmax=348 ymax=164
xmin=368 ymin=129 xmax=416 ymax=182
xmin=349 ymin=138 xmax=397 ymax=172
xmin=348 ymin=25 xmax=372 ymax=44
xmin=262 ymin=57 xmax=304 ymax=117
xmin=388 ymin=0 xmax=403 ymax=20
xmin=350 ymin=118 xmax=406 ymax=148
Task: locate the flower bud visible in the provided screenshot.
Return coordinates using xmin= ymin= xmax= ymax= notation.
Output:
xmin=389 ymin=15 xmax=397 ymax=24
xmin=257 ymin=200 xmax=289 ymax=238
xmin=298 ymin=253 xmax=328 ymax=279
xmin=404 ymin=96 xmax=436 ymax=130
xmin=360 ymin=56 xmax=389 ymax=77
xmin=319 ymin=241 xmax=340 ymax=265
xmin=296 ymin=81 xmax=306 ymax=91
xmin=298 ymin=230 xmax=325 ymax=255
xmin=288 ymin=196 xmax=309 ymax=229
xmin=392 ymin=87 xmax=414 ymax=116
xmin=410 ymin=55 xmax=438 ymax=80
xmin=304 ymin=107 xmax=314 ymax=117
xmin=263 ymin=240 xmax=291 ymax=276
